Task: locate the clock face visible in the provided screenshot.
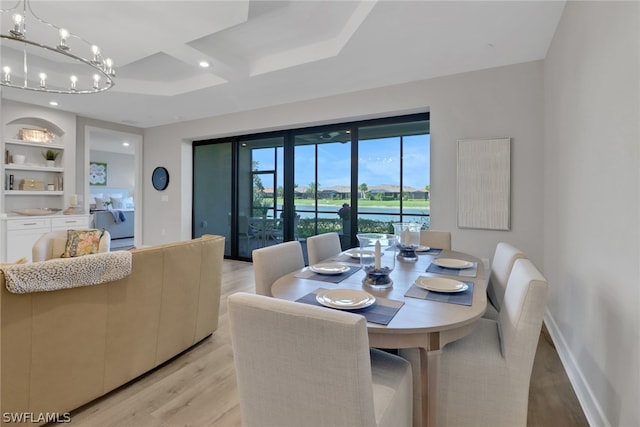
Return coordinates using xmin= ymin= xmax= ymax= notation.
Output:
xmin=152 ymin=167 xmax=169 ymax=191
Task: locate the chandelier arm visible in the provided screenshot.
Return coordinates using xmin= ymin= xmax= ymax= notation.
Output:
xmin=0 ymin=34 xmax=114 ymax=94
xmin=0 ymin=0 xmax=115 ymax=94
xmin=0 ymin=0 xmax=22 ymax=14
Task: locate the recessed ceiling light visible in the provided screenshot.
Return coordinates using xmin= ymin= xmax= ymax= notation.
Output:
xmin=199 ymin=61 xmax=210 ymax=68
xmin=122 ymin=141 xmax=130 ymax=147
xmin=49 ymin=101 xmax=58 ymax=106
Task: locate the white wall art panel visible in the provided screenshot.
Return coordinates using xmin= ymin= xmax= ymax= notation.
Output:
xmin=457 ymin=137 xmax=511 ymax=230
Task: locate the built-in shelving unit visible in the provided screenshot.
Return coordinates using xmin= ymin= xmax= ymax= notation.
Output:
xmin=1 ymin=113 xmax=90 ymax=262
xmin=3 ymin=126 xmax=65 ymax=209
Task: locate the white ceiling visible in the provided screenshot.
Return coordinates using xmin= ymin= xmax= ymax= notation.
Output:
xmin=1 ymin=0 xmax=566 ymax=129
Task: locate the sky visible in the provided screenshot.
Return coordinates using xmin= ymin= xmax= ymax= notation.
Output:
xmin=254 ymin=134 xmax=430 ymax=190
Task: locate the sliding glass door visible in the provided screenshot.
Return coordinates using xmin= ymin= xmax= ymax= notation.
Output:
xmin=357 ymin=120 xmax=431 ymax=235
xmin=193 ymin=113 xmax=429 ymax=261
xmin=237 ymin=136 xmax=284 ymax=258
xmin=294 ymin=129 xmax=352 ymax=250
xmin=193 ymin=142 xmax=233 ymax=255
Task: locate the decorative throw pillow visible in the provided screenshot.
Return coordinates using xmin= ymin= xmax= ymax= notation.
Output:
xmin=111 ymin=197 xmax=125 ymax=209
xmin=94 ymin=197 xmax=109 ymax=210
xmin=122 ymin=196 xmax=134 ymax=209
xmin=61 ymin=229 xmax=105 ymax=258
xmin=89 ymin=193 xmax=103 ymax=204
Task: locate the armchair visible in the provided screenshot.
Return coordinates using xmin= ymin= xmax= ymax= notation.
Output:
xmin=32 ymin=229 xmax=111 ymax=262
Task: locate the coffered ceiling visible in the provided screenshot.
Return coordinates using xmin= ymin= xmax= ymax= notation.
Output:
xmin=0 ymin=0 xmax=566 ymax=128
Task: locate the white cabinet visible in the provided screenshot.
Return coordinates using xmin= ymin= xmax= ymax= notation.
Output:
xmin=2 ymin=214 xmax=90 ymax=262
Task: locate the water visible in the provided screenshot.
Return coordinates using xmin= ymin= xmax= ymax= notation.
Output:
xmin=269 ymin=204 xmax=430 ymax=223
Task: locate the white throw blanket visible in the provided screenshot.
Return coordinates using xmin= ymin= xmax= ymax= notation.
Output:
xmin=2 ymin=251 xmax=132 ymax=294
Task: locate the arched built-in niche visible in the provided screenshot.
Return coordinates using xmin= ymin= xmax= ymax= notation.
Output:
xmin=6 ymin=117 xmax=65 ymax=140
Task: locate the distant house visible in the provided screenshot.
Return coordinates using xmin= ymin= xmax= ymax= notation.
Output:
xmin=290 ymin=184 xmax=428 ymax=200
xmin=367 ymin=185 xmax=429 ymax=199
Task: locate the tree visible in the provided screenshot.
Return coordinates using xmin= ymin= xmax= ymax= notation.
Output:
xmin=359 ymin=183 xmax=368 ymax=199
xmin=306 ymin=181 xmax=318 ymax=196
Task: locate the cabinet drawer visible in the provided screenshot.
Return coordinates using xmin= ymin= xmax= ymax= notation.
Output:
xmin=6 ymin=218 xmax=50 ymax=230
xmin=51 ymin=216 xmax=89 ymax=229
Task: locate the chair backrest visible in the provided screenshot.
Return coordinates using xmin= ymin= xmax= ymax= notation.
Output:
xmin=228 ymin=292 xmax=377 ymax=427
xmin=307 ymin=232 xmax=342 ymax=265
xmin=32 ymin=229 xmax=111 ymax=262
xmin=419 ymin=230 xmax=451 ymax=250
xmin=252 ymin=240 xmax=304 ymax=296
xmin=498 ymin=259 xmax=548 ymax=371
xmin=488 ymin=242 xmax=526 ymax=311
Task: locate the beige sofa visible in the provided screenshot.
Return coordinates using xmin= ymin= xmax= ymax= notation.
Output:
xmin=1 ymin=234 xmax=225 ymax=426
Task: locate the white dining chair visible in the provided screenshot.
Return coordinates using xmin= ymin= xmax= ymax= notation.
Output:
xmin=306 ymin=232 xmax=342 ymax=265
xmin=419 ymin=230 xmax=451 ymax=250
xmin=484 ymin=242 xmax=527 ymax=320
xmin=434 ymin=258 xmax=549 ymax=427
xmin=252 ymin=240 xmax=305 ymax=297
xmin=227 ymin=292 xmax=413 ymax=427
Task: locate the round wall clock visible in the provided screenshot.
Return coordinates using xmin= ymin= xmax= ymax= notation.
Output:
xmin=152 ymin=166 xmax=169 ymax=191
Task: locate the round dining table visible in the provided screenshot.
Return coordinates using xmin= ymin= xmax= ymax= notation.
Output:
xmin=271 ymin=248 xmax=489 ymax=427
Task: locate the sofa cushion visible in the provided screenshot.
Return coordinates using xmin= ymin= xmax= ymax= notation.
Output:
xmin=61 ymin=229 xmax=105 ymax=258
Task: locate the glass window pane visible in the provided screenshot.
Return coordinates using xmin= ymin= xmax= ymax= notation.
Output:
xmin=193 ymin=143 xmax=232 ymax=255
xmin=403 ymin=134 xmax=431 ymax=228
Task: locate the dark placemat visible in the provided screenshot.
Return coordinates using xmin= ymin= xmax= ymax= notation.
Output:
xmin=296 ymin=289 xmax=404 ymax=325
xmin=331 ymin=253 xmax=363 ymax=265
xmin=426 ymin=261 xmax=478 ymax=278
xmin=418 ymin=248 xmax=442 ymax=255
xmin=295 ymin=265 xmax=361 ymax=283
xmin=404 ymin=280 xmax=474 ymax=306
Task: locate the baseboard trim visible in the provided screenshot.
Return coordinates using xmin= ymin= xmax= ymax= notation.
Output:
xmin=543 ymin=310 xmax=609 ymax=427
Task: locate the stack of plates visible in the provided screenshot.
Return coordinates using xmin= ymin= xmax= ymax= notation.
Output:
xmin=344 ymin=250 xmax=376 ymax=259
xmin=432 ymin=258 xmax=473 ymax=269
xmin=316 ymin=289 xmax=376 ymax=309
xmin=414 ymin=277 xmax=468 ymax=293
xmin=309 ymin=263 xmax=350 ymax=275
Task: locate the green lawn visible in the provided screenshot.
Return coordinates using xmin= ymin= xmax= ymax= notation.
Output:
xmin=291 ymin=198 xmax=430 ymax=208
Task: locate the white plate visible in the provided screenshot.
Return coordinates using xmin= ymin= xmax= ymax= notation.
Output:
xmin=309 ymin=263 xmax=350 ymax=275
xmin=415 ymin=245 xmax=431 ymax=252
xmin=414 ymin=277 xmax=469 ymax=293
xmin=345 ymin=249 xmax=377 ymax=259
xmin=432 ymin=258 xmax=474 ymax=269
xmin=316 ymin=289 xmax=376 ymax=310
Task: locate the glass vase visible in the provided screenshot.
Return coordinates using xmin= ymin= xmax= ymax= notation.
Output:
xmin=356 ymin=233 xmax=397 ymax=289
xmin=393 ymin=222 xmax=421 ymax=261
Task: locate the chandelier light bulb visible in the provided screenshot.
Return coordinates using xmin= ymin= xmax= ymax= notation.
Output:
xmin=104 ymin=58 xmax=115 ymax=77
xmin=58 ymin=28 xmax=70 ymax=50
xmin=70 ymin=75 xmax=78 ymax=91
xmin=11 ymin=13 xmax=24 ymax=37
xmin=92 ymin=73 xmax=100 ymax=89
xmin=39 ymin=72 xmax=47 ymax=89
xmin=91 ymin=45 xmax=102 ymax=66
xmin=2 ymin=66 xmax=10 ymax=83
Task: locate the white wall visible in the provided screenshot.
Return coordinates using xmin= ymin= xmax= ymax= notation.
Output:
xmin=543 ymin=2 xmax=639 ymax=426
xmin=143 ymin=61 xmax=545 ymax=266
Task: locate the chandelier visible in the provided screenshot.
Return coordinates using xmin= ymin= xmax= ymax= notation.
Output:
xmin=0 ymin=0 xmax=115 ymax=94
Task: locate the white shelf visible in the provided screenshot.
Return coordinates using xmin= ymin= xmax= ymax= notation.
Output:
xmin=4 ymin=191 xmax=64 ymax=196
xmin=4 ymin=164 xmax=63 ymax=172
xmin=5 ymin=138 xmax=64 ymax=150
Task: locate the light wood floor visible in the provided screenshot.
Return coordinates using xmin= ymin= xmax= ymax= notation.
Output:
xmin=67 ymin=259 xmax=589 ymax=427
